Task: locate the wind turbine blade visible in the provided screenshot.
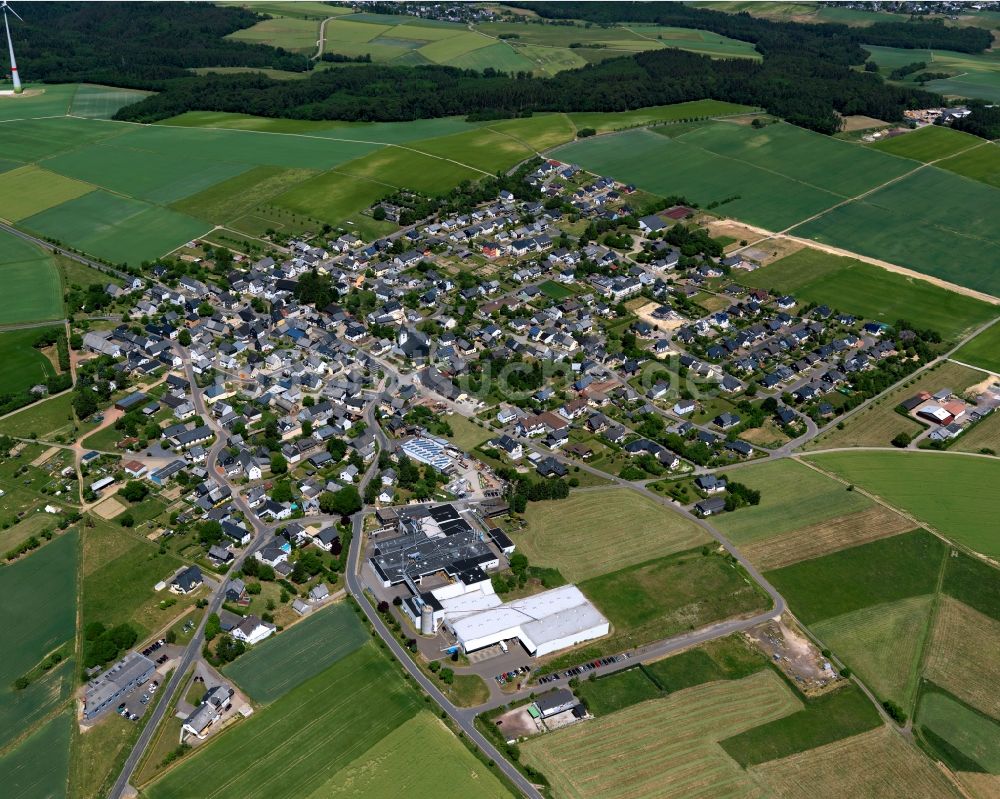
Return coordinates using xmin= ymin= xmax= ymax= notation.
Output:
xmin=5 ymin=4 xmax=22 ymax=21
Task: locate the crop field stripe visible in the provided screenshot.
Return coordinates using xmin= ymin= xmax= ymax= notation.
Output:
xmin=917 ymin=689 xmax=1000 ymax=774
xmin=0 ymin=710 xmax=73 ymax=799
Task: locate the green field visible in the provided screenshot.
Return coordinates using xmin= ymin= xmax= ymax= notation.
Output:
xmin=793 ymin=166 xmax=1000 ymax=297
xmin=0 ymin=115 xmax=127 ymax=163
xmin=937 ymin=142 xmax=1000 ymax=191
xmin=228 ymin=16 xmax=320 ymax=52
xmin=764 ymin=528 xmax=946 ymax=624
xmin=21 ymin=190 xmax=209 ymax=265
xmin=268 ymin=168 xmax=393 ymax=227
xmin=223 ymin=604 xmax=367 ymax=704
xmin=219 ymin=1 xmax=349 ymax=19
xmin=0 ymin=230 xmax=63 ymax=324
xmin=622 ymin=24 xmax=762 ymax=59
xmin=69 ymin=84 xmax=152 ymax=119
xmin=0 ymin=391 xmax=76 ymax=439
xmin=864 ymin=44 xmax=1000 ymax=104
xmin=0 ymin=83 xmax=77 ymax=121
xmin=408 ymin=127 xmax=534 ymax=173
xmin=917 ymin=688 xmax=1000 ymax=773
xmin=518 ymin=488 xmax=708 ymax=582
xmin=868 ymin=125 xmax=984 ymax=163
xmin=813 ymin=594 xmax=934 ymax=708
xmin=450 ymin=42 xmax=535 ymax=72
xmin=0 ymin=327 xmax=60 ymax=395
xmin=711 ymin=459 xmax=872 ymax=545
xmin=953 ymin=321 xmax=1000 ymax=374
xmin=334 ymin=146 xmax=483 ymax=194
xmin=566 ymin=99 xmax=755 ymax=133
xmin=806 ymin=451 xmax=1000 ymax=558
xmin=145 ymin=643 xmax=424 ymax=799
xmin=738 ymin=247 xmax=997 ymax=342
xmin=574 ymin=667 xmax=662 ymax=716
xmin=537 ymin=279 xmax=574 ymax=300
xmin=0 ymin=711 xmax=72 ymax=799
xmin=170 ymin=165 xmax=319 ymax=223
xmin=0 ymin=165 xmax=95 ymax=221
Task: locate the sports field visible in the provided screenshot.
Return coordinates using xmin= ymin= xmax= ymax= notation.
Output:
xmin=711 ymin=459 xmax=872 ymax=545
xmin=813 ymin=594 xmax=933 ymax=708
xmin=0 ymin=327 xmax=60 ymax=395
xmin=0 ymin=711 xmax=73 ymax=799
xmin=0 ymin=165 xmax=94 ymax=222
xmin=953 ymin=320 xmax=1000 ymax=374
xmin=223 ymin=603 xmax=367 ymax=704
xmin=924 ymin=596 xmax=1000 ymax=720
xmin=750 ymin=726 xmax=963 ymax=799
xmin=741 ymin=505 xmax=915 ymax=571
xmin=804 ymin=360 xmax=988 ymax=450
xmin=917 ymin=689 xmax=1000 ymax=774
xmin=805 ymin=451 xmax=1000 ymax=558
xmin=793 ymin=166 xmax=1000 ymax=297
xmin=145 ymin=643 xmax=424 ymax=799
xmin=737 ymin=247 xmax=997 ymax=343
xmin=868 ymin=125 xmax=983 ymax=163
xmin=522 ymin=671 xmax=800 ymax=799
xmin=518 ymin=488 xmax=708 ymax=582
xmin=764 ymin=528 xmax=946 ymax=624
xmin=0 ymin=231 xmax=63 ymax=324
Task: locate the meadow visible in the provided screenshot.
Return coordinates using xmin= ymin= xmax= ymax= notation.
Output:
xmin=0 ymin=115 xmax=126 ymax=163
xmin=68 ymin=84 xmax=152 ymax=119
xmin=0 ymin=232 xmax=63 ymax=325
xmin=227 ymin=16 xmax=321 ymax=52
xmin=566 ymin=99 xmax=754 ymax=134
xmin=868 ymin=125 xmax=984 ymax=163
xmin=0 ymin=165 xmax=94 ymax=222
xmin=916 ymin=687 xmax=1000 ymax=774
xmin=621 ymin=24 xmax=762 ymax=59
xmin=804 ymin=360 xmax=988 ymax=450
xmin=865 ymin=43 xmax=1000 ymax=103
xmin=522 ymin=671 xmax=800 ymax=799
xmin=805 ymin=451 xmax=1000 ymax=558
xmin=0 ymin=83 xmax=77 ymax=121
xmin=0 ymin=392 xmax=77 ymax=439
xmin=170 ymin=165 xmax=319 ymax=225
xmin=763 ymin=528 xmax=946 ymax=624
xmin=145 ymin=644 xmax=424 ymax=799
xmin=953 ymin=320 xmax=1000 ymax=374
xmin=407 ymin=127 xmax=535 ymax=173
xmin=0 ymin=711 xmax=73 ymax=799
xmin=519 ymin=488 xmax=708 ymax=582
xmin=0 ymin=327 xmax=60 ymax=395
xmin=484 ymin=113 xmax=576 ymax=151
xmin=737 ymin=247 xmax=997 ymax=343
xmin=937 ymin=142 xmax=1000 ymax=191
xmin=793 ymin=166 xmax=1000 ymax=297
xmin=223 ymin=603 xmax=367 ymax=704
xmin=749 ymin=726 xmax=964 ymax=799
xmin=711 ymin=459 xmax=872 ymax=545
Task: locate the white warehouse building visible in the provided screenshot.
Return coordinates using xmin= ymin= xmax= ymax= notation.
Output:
xmin=445 ymin=584 xmax=609 ymax=657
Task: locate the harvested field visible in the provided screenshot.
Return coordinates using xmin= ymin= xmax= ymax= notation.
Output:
xmin=840 ymin=115 xmax=888 ymax=132
xmin=741 ymin=505 xmax=914 ymax=571
xmin=518 ymin=488 xmax=708 ymax=582
xmin=957 ymin=772 xmax=1000 ymax=799
xmin=924 ymin=596 xmax=1000 ymax=720
xmin=521 ymin=671 xmax=799 ymax=799
xmin=751 ymin=726 xmax=962 ymax=799
xmin=813 ymin=594 xmax=934 ymax=708
xmin=952 ymin=413 xmax=1000 ymax=455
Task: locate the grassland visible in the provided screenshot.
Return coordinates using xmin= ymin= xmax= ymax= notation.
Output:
xmin=621 ymin=24 xmax=762 ymax=59
xmin=223 ymin=604 xmax=367 ymax=704
xmin=484 ymin=113 xmax=576 ymax=151
xmin=865 ymin=43 xmax=1000 ymax=103
xmin=0 ymin=327 xmax=60 ymax=395
xmin=750 ymin=726 xmax=963 ymax=799
xmin=937 ymin=142 xmax=1000 ymax=191
xmin=942 ymin=551 xmax=1000 ymax=622
xmin=793 ymin=166 xmax=1000 ymax=297
xmin=0 ymin=83 xmax=77 ymax=121
xmin=518 ymin=488 xmax=708 ymax=582
xmin=0 ymin=392 xmax=77 ymax=439
xmin=1 ymin=116 xmax=126 ymax=163
xmin=0 ymin=229 xmax=64 ymax=325
xmin=408 ymin=127 xmax=534 ymax=173
xmin=814 ymin=594 xmax=934 ymax=708
xmin=0 ymin=165 xmax=95 ymax=222
xmin=764 ymin=528 xmax=946 ymax=624
xmin=924 ymin=596 xmax=1000 ymax=720
xmin=267 ymin=169 xmax=393 ymax=229
xmin=711 ymin=459 xmax=872 ymax=545
xmin=0 ymin=711 xmax=72 ymax=799
xmin=953 ymin=321 xmax=1000 ymax=374
xmin=737 ymin=248 xmax=997 ymax=343
xmin=917 ymin=688 xmax=1000 ymax=773
xmin=228 ymin=16 xmax=321 ymax=52
xmin=741 ymin=504 xmax=915 ymax=571
xmin=868 ymin=125 xmax=984 ymax=163
xmin=145 ymin=643 xmax=424 ymax=799
xmin=952 ymin=412 xmax=1000 ymax=455
xmin=170 ymin=165 xmax=318 ymax=224
xmin=332 ymin=145 xmax=484 ymax=194
xmin=69 ymin=84 xmax=152 ymax=119
xmin=804 ymin=361 xmax=988 ymax=450
xmin=574 ymin=667 xmax=662 ymax=716
xmin=806 ymin=451 xmax=1000 ymax=558
xmin=522 ymin=671 xmax=799 ymax=799
xmin=566 ymin=99 xmax=755 ymax=134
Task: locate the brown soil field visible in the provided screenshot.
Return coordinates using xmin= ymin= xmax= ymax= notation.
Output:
xmin=840 ymin=115 xmax=890 ymax=132
xmin=92 ymin=495 xmax=126 ymax=520
xmin=924 ymin=595 xmax=1000 ymax=720
xmin=958 ymin=772 xmax=1000 ymax=799
xmin=742 ymin=505 xmax=914 ymax=571
xmin=751 ymin=726 xmax=963 ymax=799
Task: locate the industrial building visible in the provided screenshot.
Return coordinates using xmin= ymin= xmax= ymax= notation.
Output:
xmin=84 ymin=652 xmax=155 ymax=720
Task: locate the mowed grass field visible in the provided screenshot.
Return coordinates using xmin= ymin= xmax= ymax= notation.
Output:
xmin=0 ymin=230 xmax=63 ymax=324
xmin=0 ymin=711 xmax=73 ymax=799
xmin=145 ymin=643 xmax=424 ymax=799
xmin=868 ymin=125 xmax=984 ymax=163
xmin=710 ymin=459 xmax=873 ymax=545
xmin=749 ymin=726 xmax=963 ymax=799
xmin=804 ymin=360 xmax=988 ymax=450
xmin=223 ymin=604 xmax=367 ymax=704
xmin=522 ymin=671 xmax=800 ymax=799
xmin=0 ymin=327 xmax=60 ymax=395
xmin=813 ymin=594 xmax=934 ymax=708
xmin=953 ymin=320 xmax=1000 ymax=374
xmin=518 ymin=488 xmax=708 ymax=582
xmin=805 ymin=451 xmax=1000 ymax=558
xmin=737 ymin=247 xmax=997 ymax=342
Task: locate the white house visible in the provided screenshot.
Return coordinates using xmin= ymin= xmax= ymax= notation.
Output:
xmin=231 ymin=615 xmax=275 ymax=645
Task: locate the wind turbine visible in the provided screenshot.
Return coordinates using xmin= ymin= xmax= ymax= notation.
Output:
xmin=2 ymin=0 xmax=22 ymax=94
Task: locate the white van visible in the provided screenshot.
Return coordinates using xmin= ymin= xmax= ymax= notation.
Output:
xmin=499 ymin=640 xmax=509 ymax=653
